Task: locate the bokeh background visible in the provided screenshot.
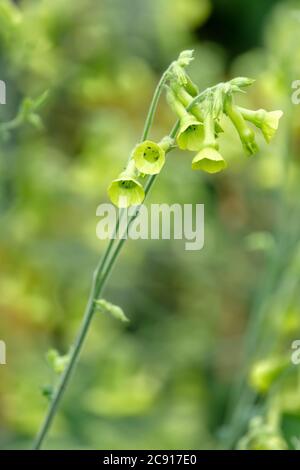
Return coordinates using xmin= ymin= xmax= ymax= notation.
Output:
xmin=1 ymin=0 xmax=300 ymax=450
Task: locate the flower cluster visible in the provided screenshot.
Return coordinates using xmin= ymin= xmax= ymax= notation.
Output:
xmin=108 ymin=50 xmax=283 ymax=208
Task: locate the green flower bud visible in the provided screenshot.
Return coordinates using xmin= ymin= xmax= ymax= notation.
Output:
xmin=167 ymin=89 xmax=204 ymax=151
xmin=108 ymin=160 xmax=145 ymax=208
xmin=229 ymin=77 xmax=255 ymax=90
xmin=225 ymin=98 xmax=258 ymax=155
xmin=132 ymin=140 xmax=165 ymax=175
xmin=177 ymin=49 xmax=194 ymax=67
xmin=192 ymin=147 xmax=227 ymax=173
xmin=238 ymin=107 xmax=283 ymax=143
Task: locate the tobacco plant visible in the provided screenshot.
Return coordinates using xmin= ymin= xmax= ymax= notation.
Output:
xmin=33 ymin=50 xmax=282 ymax=449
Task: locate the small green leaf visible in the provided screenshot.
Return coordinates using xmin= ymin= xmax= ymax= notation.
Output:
xmin=18 ymin=90 xmax=49 ymax=125
xmin=28 ymin=113 xmax=44 ymax=130
xmin=95 ymin=299 xmax=129 ymax=323
xmin=41 ymin=384 xmax=54 ymax=401
xmin=46 ymin=349 xmax=70 ymax=374
xmin=31 ymin=90 xmax=49 ymax=110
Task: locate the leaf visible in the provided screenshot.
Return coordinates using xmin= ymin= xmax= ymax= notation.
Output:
xmin=41 ymin=384 xmax=54 ymax=401
xmin=31 ymin=90 xmax=49 ymax=110
xmin=46 ymin=349 xmax=70 ymax=374
xmin=95 ymin=299 xmax=129 ymax=323
xmin=28 ymin=113 xmax=44 ymax=130
xmin=18 ymin=90 xmax=49 ymax=123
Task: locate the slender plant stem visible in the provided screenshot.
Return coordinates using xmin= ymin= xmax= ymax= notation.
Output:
xmin=140 ymin=68 xmax=170 ymax=141
xmin=32 ymin=63 xmax=181 ymax=449
xmin=33 ymin=63 xmax=206 ymax=448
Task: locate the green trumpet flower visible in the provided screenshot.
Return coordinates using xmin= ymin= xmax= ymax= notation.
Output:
xmin=192 ymin=147 xmax=227 ymax=173
xmin=132 ymin=140 xmax=165 ymax=175
xmin=225 ymin=98 xmax=258 ymax=156
xmin=172 ymin=84 xmax=224 ymax=136
xmin=238 ymin=107 xmax=283 ymax=143
xmin=167 ymin=90 xmax=203 ymax=151
xmin=108 ymin=160 xmax=145 ymax=208
xmin=191 ymin=107 xmax=227 ymax=173
xmin=177 ymin=114 xmax=204 ymax=151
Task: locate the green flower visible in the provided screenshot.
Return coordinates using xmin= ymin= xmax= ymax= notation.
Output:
xmin=191 ymin=105 xmax=227 ymax=173
xmin=192 ymin=147 xmax=227 ymax=173
xmin=108 ymin=160 xmax=145 ymax=208
xmin=238 ymin=107 xmax=283 ymax=143
xmin=133 ymin=140 xmax=165 ymax=175
xmin=167 ymin=89 xmax=203 ymax=151
xmin=225 ymin=98 xmax=259 ymax=156
xmin=176 ymin=114 xmax=204 ymax=151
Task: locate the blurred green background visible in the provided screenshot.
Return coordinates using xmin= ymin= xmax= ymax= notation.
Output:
xmin=1 ymin=0 xmax=300 ymax=450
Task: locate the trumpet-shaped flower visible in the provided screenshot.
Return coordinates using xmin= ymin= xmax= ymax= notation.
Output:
xmin=167 ymin=89 xmax=203 ymax=151
xmin=192 ymin=147 xmax=227 ymax=173
xmin=225 ymin=99 xmax=259 ymax=156
xmin=133 ymin=140 xmax=165 ymax=175
xmin=238 ymin=107 xmax=283 ymax=143
xmin=176 ymin=114 xmax=204 ymax=151
xmin=260 ymin=110 xmax=283 ymax=142
xmin=191 ymin=106 xmax=226 ymax=173
xmin=108 ymin=161 xmax=145 ymax=208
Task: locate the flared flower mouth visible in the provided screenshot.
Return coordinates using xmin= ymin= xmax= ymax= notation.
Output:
xmin=108 ymin=174 xmax=145 ymax=208
xmin=133 ymin=140 xmax=165 ymax=175
xmin=238 ymin=107 xmax=283 ymax=145
xmin=261 ymin=110 xmax=283 ymax=143
xmin=177 ymin=115 xmax=204 ymax=151
xmin=192 ymin=147 xmax=227 ymax=173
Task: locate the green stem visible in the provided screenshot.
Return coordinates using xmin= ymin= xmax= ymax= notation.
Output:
xmin=0 ymin=115 xmax=23 ymax=133
xmin=32 ymin=64 xmax=173 ymax=450
xmin=32 ymin=73 xmax=204 ymax=449
xmin=141 ymin=67 xmax=171 ymax=141
xmin=33 ymin=174 xmax=158 ymax=450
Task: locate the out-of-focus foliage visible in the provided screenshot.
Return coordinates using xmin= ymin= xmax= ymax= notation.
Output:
xmin=0 ymin=0 xmax=300 ymax=450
